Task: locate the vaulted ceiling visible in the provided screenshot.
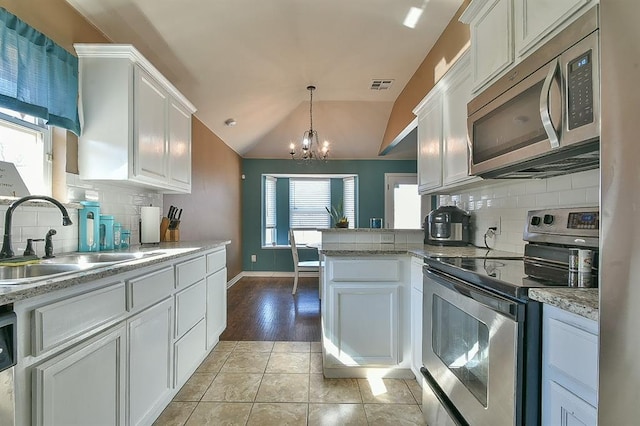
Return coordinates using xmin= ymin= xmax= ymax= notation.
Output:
xmin=65 ymin=0 xmax=461 ymax=159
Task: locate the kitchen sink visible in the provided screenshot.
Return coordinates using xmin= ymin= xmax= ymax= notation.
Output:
xmin=41 ymin=251 xmax=164 ymax=265
xmin=0 ymin=263 xmax=91 ymax=281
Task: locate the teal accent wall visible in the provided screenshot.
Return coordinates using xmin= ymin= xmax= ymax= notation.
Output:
xmin=242 ymin=159 xmax=417 ymax=271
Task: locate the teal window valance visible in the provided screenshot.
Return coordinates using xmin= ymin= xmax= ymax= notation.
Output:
xmin=0 ymin=8 xmax=80 ymax=135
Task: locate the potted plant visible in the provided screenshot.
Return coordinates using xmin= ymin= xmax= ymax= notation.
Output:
xmin=326 ymin=202 xmax=349 ymax=228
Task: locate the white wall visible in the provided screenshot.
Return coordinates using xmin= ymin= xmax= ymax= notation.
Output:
xmin=439 ymin=169 xmax=599 ymax=254
xmin=0 ymin=173 xmax=162 ymax=256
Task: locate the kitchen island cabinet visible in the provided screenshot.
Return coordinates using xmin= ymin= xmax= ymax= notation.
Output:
xmin=321 ymin=254 xmax=413 ymax=379
xmin=10 ymin=242 xmax=228 ymax=426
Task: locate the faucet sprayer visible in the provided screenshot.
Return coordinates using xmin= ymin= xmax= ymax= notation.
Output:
xmin=0 ymin=195 xmax=73 ymax=259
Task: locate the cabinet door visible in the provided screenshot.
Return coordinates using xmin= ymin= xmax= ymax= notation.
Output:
xmin=128 ymin=298 xmax=173 ymax=426
xmin=514 ymin=0 xmax=592 ymax=57
xmin=417 ymin=92 xmax=443 ymax=193
xmin=410 ymin=259 xmax=423 ymax=381
xmin=328 ymin=284 xmax=399 ymax=365
xmin=471 ymin=0 xmax=514 ymax=91
xmin=544 ymin=380 xmax=597 ymax=426
xmin=134 ymin=67 xmax=169 ymax=182
xmin=168 ymin=99 xmax=192 ymax=191
xmin=206 ymin=267 xmax=227 ymax=348
xmin=442 ymin=54 xmax=475 ymax=186
xmin=32 ymin=325 xmax=126 ymax=426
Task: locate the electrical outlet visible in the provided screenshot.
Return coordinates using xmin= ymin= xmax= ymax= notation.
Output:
xmin=251 ymin=254 xmax=257 ymax=262
xmin=489 ymin=217 xmax=502 ymax=235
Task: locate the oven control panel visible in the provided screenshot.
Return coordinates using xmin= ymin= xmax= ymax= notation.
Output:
xmin=524 ymin=207 xmax=599 ymax=248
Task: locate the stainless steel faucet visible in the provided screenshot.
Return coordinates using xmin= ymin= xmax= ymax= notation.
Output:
xmin=0 ymin=196 xmax=73 ymax=259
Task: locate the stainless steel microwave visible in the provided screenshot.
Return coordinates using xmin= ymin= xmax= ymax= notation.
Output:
xmin=468 ymin=7 xmax=600 ymax=179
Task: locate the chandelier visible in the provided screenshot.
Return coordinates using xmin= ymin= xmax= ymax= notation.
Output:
xmin=289 ymin=85 xmax=329 ymax=160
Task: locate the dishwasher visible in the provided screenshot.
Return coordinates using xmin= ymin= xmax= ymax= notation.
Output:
xmin=0 ymin=311 xmax=17 ymax=426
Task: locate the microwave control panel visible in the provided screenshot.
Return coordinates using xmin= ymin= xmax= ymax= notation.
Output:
xmin=567 ymin=50 xmax=594 ymax=130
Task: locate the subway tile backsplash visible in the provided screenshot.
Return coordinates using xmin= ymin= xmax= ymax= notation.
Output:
xmin=0 ymin=174 xmax=163 ymax=256
xmin=440 ymin=169 xmax=600 ymax=254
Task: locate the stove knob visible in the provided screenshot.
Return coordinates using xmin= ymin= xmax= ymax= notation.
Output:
xmin=530 ymin=216 xmax=541 ymax=226
xmin=543 ymin=214 xmax=554 ymax=225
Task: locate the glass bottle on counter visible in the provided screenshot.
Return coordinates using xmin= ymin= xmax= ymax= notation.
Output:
xmin=120 ymin=230 xmax=131 ymax=249
xmin=113 ymin=222 xmax=122 ymax=250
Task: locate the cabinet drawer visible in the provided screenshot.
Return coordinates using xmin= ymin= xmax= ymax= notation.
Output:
xmin=174 ymin=319 xmax=206 ymax=386
xmin=32 ymin=283 xmax=126 ymax=356
xmin=175 ymin=279 xmax=206 ymax=338
xmin=206 ymin=249 xmax=226 ymax=274
xmin=330 ymin=258 xmax=400 ymax=282
xmin=546 ymin=316 xmax=598 ymax=394
xmin=127 ymin=267 xmax=174 ymax=311
xmin=176 ymin=256 xmax=206 ymax=288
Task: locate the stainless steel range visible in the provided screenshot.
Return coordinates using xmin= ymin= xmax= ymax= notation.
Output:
xmin=420 ymin=207 xmax=598 ymax=426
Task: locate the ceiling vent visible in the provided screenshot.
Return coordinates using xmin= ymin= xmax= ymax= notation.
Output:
xmin=370 ymin=79 xmax=394 ymax=90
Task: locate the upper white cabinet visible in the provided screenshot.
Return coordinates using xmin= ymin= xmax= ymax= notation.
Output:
xmin=461 ymin=0 xmax=596 ymax=92
xmin=413 ymin=51 xmax=480 ymax=195
xmin=75 ymin=44 xmax=196 ymax=193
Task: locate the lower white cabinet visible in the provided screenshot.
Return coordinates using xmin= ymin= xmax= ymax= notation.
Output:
xmin=542 ymin=304 xmax=598 ymax=426
xmin=322 ymin=255 xmax=412 ymax=378
xmin=206 ymin=267 xmax=227 ymax=348
xmin=14 ymin=246 xmax=228 ymax=426
xmin=128 ymin=297 xmax=173 ymax=426
xmin=32 ymin=324 xmax=126 ymax=426
xmin=410 ymin=257 xmax=424 ymax=382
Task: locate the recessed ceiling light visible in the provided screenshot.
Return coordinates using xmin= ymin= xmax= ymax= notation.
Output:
xmin=224 ymin=118 xmax=237 ymax=127
xmin=403 ymin=6 xmax=423 ymax=29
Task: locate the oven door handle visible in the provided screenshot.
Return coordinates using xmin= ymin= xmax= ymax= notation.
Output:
xmin=424 ymin=267 xmax=522 ymax=321
xmin=540 ymin=58 xmax=561 ymax=149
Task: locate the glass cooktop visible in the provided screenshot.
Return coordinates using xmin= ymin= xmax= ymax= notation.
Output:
xmin=425 ymin=256 xmax=592 ymax=300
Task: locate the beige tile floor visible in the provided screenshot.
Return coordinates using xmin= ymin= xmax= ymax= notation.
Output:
xmin=154 ymin=341 xmax=426 ymax=425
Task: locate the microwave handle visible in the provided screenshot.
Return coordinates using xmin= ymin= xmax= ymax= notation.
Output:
xmin=540 ymin=58 xmax=561 ymax=149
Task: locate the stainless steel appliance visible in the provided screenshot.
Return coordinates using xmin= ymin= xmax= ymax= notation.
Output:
xmin=0 ymin=310 xmax=16 ymax=426
xmin=467 ymin=7 xmax=600 ymax=179
xmin=600 ymin=2 xmax=640 ymax=424
xmin=424 ymin=205 xmax=471 ymax=246
xmin=421 ymin=207 xmax=598 ymax=425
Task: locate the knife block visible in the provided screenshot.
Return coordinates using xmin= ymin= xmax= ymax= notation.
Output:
xmin=160 ymin=217 xmax=180 ymax=242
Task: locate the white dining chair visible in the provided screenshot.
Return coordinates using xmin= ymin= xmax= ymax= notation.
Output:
xmin=289 ymin=230 xmax=320 ymax=295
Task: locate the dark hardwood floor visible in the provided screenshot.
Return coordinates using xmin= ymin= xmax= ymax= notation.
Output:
xmin=219 ymin=276 xmax=321 ymax=342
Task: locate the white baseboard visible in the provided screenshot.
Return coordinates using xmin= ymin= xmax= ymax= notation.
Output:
xmin=226 ymin=272 xmax=243 ymax=288
xmin=232 ymin=271 xmax=320 ymax=280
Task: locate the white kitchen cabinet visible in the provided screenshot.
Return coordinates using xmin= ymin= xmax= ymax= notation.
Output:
xmin=322 ymin=255 xmax=412 ymax=378
xmin=32 ymin=324 xmax=126 ymax=426
xmin=413 ymin=51 xmax=480 ymax=195
xmin=128 ymin=297 xmax=173 ymax=426
xmin=460 ymin=0 xmax=596 ymax=93
xmin=14 ymin=246 xmax=228 ymax=426
xmin=542 ymin=304 xmax=598 ymax=426
xmin=514 ymin=0 xmax=594 ymax=57
xmin=466 ymin=0 xmax=514 ymax=91
xmin=75 ymin=44 xmax=196 ymax=193
xmin=416 ymin=91 xmax=443 ymax=193
xmin=206 ymin=268 xmax=227 ymax=348
xmin=410 ymin=257 xmax=424 ymax=383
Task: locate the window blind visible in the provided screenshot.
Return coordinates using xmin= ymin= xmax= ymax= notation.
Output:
xmin=0 ymin=8 xmax=81 ymax=135
xmin=343 ymin=176 xmax=355 ymax=228
xmin=264 ymin=176 xmax=277 ymax=245
xmin=289 ymin=178 xmax=330 ymax=228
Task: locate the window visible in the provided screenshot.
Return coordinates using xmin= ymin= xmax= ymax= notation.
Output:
xmin=264 ymin=176 xmax=277 ymax=245
xmin=0 ymin=108 xmax=51 ymax=195
xmin=261 ymin=174 xmax=356 ymax=247
xmin=343 ymin=176 xmax=355 ymax=228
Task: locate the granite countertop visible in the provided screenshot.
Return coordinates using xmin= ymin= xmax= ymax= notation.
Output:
xmin=320 ymin=243 xmax=522 ymax=259
xmin=0 ymin=240 xmax=230 ymax=306
xmin=528 ymin=288 xmax=599 ymax=321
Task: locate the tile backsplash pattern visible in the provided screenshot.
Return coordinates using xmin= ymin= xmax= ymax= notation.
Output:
xmin=0 ymin=174 xmax=163 ymax=256
xmin=439 ymin=169 xmax=599 ymax=254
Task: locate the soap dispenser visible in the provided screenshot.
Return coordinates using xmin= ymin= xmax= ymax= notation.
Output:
xmin=79 ymin=201 xmax=100 ymax=252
